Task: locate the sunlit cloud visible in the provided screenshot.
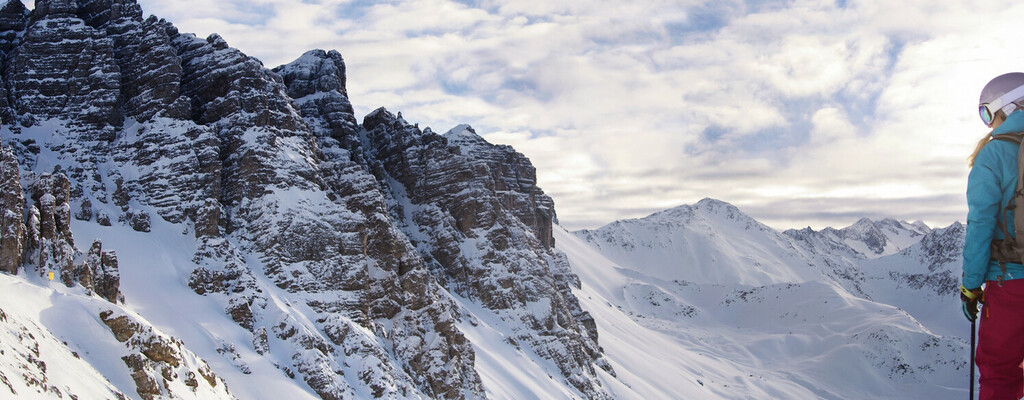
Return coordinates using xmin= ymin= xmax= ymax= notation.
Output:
xmin=23 ymin=0 xmax=1024 ymax=230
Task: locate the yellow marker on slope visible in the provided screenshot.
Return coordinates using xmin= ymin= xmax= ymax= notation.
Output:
xmin=47 ymin=271 xmax=54 ymax=281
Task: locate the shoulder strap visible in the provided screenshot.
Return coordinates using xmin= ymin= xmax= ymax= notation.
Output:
xmin=1012 ymin=134 xmax=1024 ymax=250
xmin=994 ymin=132 xmax=1024 ymax=144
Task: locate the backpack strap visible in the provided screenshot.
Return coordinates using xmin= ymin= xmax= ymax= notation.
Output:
xmin=991 ymin=132 xmax=1024 ymax=285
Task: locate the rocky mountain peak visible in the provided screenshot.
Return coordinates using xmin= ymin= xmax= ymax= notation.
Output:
xmin=0 ymin=0 xmax=26 ymax=30
xmin=840 ymin=218 xmax=888 ymax=253
xmin=26 ymin=0 xmax=142 ymax=31
xmin=903 ymin=220 xmax=963 ymax=270
xmin=32 ymin=0 xmax=78 ymax=17
xmin=442 ymin=124 xmax=483 ymax=146
xmin=274 ymin=49 xmax=348 ymax=98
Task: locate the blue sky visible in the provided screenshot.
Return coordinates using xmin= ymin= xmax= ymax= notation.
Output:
xmin=31 ymin=0 xmax=1024 ymax=230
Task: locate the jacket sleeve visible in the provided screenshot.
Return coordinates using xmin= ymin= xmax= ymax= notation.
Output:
xmin=963 ymin=145 xmax=1005 ymax=289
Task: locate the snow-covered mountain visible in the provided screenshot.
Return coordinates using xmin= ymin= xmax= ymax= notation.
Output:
xmin=568 ymin=199 xmax=967 ymax=398
xmin=0 ymin=1 xmax=970 ymax=399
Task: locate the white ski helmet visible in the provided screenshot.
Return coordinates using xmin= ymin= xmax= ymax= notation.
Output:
xmin=979 ymin=72 xmax=1024 ymax=126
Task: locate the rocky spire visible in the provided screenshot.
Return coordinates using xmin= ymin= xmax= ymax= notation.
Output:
xmin=273 ymin=49 xmax=362 ymax=158
xmin=0 ymin=143 xmax=23 ymax=274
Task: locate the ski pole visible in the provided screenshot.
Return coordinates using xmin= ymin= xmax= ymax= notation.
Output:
xmin=970 ymin=318 xmax=976 ymax=400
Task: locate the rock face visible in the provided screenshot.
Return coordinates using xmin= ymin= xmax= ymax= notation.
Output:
xmin=0 ymin=144 xmax=23 ymax=275
xmin=26 ymin=172 xmax=76 ymax=283
xmin=0 ymin=0 xmax=610 ymax=398
xmin=79 ymin=240 xmax=123 ymax=303
xmin=360 ymin=112 xmax=611 ymax=396
xmin=7 ymin=0 xmax=121 ymax=134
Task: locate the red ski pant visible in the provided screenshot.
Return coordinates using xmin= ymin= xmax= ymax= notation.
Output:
xmin=978 ymin=278 xmax=1024 ymax=400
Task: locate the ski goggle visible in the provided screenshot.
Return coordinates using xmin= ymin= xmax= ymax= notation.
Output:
xmin=980 ymin=84 xmax=1024 ymax=126
xmin=979 ymin=103 xmax=1019 ymax=127
xmin=980 ymin=103 xmax=1008 ymax=127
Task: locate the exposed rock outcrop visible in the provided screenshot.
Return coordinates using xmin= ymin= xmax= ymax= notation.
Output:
xmin=361 ymin=110 xmax=612 ymax=397
xmin=0 ymin=144 xmax=23 ymax=274
xmin=25 ymin=172 xmax=76 ymax=282
xmin=7 ymin=0 xmax=121 ymax=135
xmin=100 ymin=309 xmax=233 ymax=400
xmin=76 ymin=240 xmax=123 ymax=303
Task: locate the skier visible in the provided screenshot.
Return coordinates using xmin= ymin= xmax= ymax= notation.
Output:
xmin=963 ymin=72 xmax=1024 ymax=400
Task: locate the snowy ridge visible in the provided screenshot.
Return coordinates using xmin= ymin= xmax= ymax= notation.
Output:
xmin=574 ymin=198 xmax=829 ymax=287
xmin=787 ymin=218 xmax=931 ymax=260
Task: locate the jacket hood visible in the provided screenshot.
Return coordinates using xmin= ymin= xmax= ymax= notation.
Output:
xmin=993 ymin=109 xmax=1024 ymax=135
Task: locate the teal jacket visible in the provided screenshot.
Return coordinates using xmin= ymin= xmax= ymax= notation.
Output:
xmin=964 ymin=110 xmax=1024 ymax=289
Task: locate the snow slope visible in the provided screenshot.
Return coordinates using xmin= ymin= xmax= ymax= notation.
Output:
xmin=573 ymin=199 xmax=830 ymax=287
xmin=0 ymin=268 xmax=234 ymax=400
xmin=68 ymin=216 xmax=322 ymax=400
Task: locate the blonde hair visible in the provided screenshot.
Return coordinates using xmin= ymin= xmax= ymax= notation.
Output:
xmin=968 ymin=111 xmax=1006 ymax=167
xmin=968 ymin=132 xmax=993 ymax=167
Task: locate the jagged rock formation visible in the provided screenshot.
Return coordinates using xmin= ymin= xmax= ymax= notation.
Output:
xmin=79 ymin=239 xmax=123 ymax=303
xmin=26 ymin=172 xmax=75 ymax=282
xmin=884 ymin=222 xmax=962 ymax=296
xmin=0 ymin=0 xmax=611 ymax=398
xmin=359 ymin=113 xmax=611 ymax=396
xmin=0 ymin=153 xmax=125 ymax=302
xmin=99 ymin=309 xmax=232 ymax=400
xmin=0 ymin=144 xmax=23 ymax=275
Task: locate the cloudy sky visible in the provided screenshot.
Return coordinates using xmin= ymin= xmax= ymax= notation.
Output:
xmin=50 ymin=0 xmax=1024 ymax=230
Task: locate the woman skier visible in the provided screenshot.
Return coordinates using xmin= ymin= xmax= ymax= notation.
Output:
xmin=963 ymin=72 xmax=1024 ymax=400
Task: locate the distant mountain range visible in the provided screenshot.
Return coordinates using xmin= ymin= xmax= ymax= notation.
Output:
xmin=0 ymin=1 xmax=968 ymax=399
xmin=567 ymin=198 xmax=964 ymax=398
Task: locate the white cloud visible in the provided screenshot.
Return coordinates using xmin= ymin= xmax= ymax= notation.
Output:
xmin=809 ymin=107 xmax=858 ymax=144
xmin=111 ymin=0 xmax=1024 ymax=230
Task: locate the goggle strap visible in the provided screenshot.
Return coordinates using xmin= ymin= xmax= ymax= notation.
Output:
xmin=988 ymin=84 xmax=1024 ymax=115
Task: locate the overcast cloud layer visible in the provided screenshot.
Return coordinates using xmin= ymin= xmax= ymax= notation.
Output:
xmin=47 ymin=0 xmax=1024 ymax=230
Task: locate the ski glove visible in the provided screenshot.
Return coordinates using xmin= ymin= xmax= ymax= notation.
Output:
xmin=961 ymin=285 xmax=984 ymax=322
